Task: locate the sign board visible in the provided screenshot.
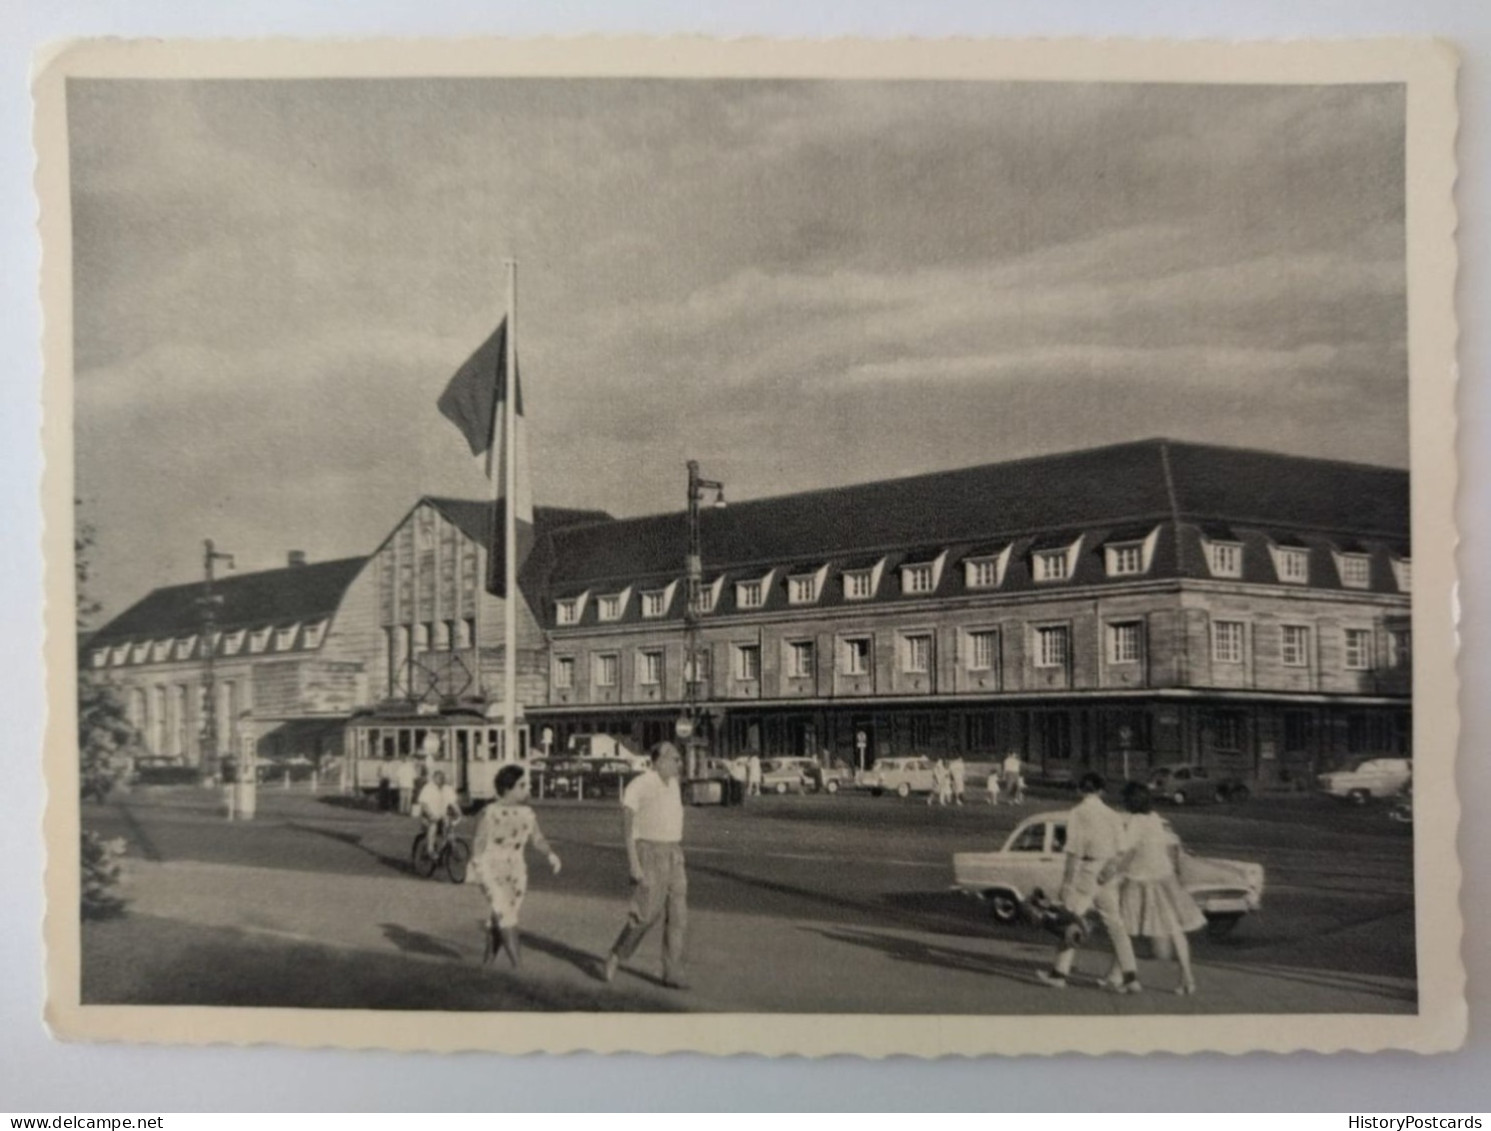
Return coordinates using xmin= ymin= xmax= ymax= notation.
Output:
xmin=675 ymin=716 xmax=695 ymax=739
xmin=855 ymin=730 xmax=867 ymax=749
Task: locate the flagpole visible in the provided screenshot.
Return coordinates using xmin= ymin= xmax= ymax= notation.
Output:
xmin=503 ymin=259 xmax=520 ymax=766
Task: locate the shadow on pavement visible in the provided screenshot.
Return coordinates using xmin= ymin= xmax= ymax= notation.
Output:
xmin=520 ymin=930 xmax=606 ymax=980
xmin=380 ymin=923 xmax=464 ymax=960
xmin=805 ymin=924 xmax=1043 ymax=988
xmin=287 ymin=821 xmax=410 ymax=876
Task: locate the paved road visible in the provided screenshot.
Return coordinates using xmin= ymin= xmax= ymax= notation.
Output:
xmin=84 ymin=783 xmax=1416 ymax=1012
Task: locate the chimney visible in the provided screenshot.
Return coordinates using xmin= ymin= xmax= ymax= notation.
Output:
xmin=287 ymin=550 xmax=307 ymax=568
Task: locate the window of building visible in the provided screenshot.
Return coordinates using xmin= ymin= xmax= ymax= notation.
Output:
xmin=553 ymin=656 xmax=575 ymax=690
xmin=1338 ymin=554 xmax=1372 ymax=589
xmin=788 ymin=575 xmax=819 ymax=605
xmin=736 ymin=581 xmax=764 ymax=610
xmin=735 ymin=643 xmax=761 ymax=681
xmin=175 ymin=636 xmax=197 ymax=660
xmin=1212 ymin=621 xmax=1245 ymax=664
xmin=303 ymin=622 xmax=326 ymax=649
xmin=843 ymin=570 xmax=874 ymax=600
xmin=901 ymin=563 xmax=935 ymax=595
xmin=598 ymin=594 xmax=623 ymax=622
xmin=1213 ymin=712 xmax=1245 ymax=753
xmin=1274 ymin=546 xmax=1310 ymax=584
xmin=1391 ymin=558 xmax=1412 ymax=593
xmin=411 ymin=623 xmax=428 ymax=653
xmin=1032 ymin=550 xmax=1070 ymax=582
xmin=788 ymin=639 xmax=815 ymax=679
xmin=1034 ymin=624 xmax=1070 ymax=668
xmin=684 ymin=648 xmax=711 ymax=684
xmin=556 ymin=598 xmax=580 ymax=626
xmin=1108 ymin=621 xmax=1143 ymax=664
xmin=90 ymin=649 xmax=107 ymax=669
xmin=699 ymin=579 xmax=722 ymax=613
xmin=968 ymin=629 xmax=999 ymax=671
xmin=842 ymin=636 xmax=871 ymax=676
xmin=1281 ymin=625 xmax=1312 ymax=667
xmin=1204 ymin=541 xmax=1244 ymax=578
xmin=641 ymin=590 xmax=668 ymax=618
xmin=593 ymin=653 xmax=618 ymax=688
xmin=248 ymin=628 xmax=271 ymax=654
xmin=1105 ymin=543 xmax=1145 ymax=577
xmin=965 ymin=557 xmax=1001 ymax=589
xmin=902 ymin=633 xmax=932 ymax=674
xmin=1388 ymin=627 xmax=1412 ymax=668
xmin=1344 ymin=628 xmax=1373 ymax=671
xmin=1283 ymin=711 xmax=1314 ymax=753
xmin=639 ymin=650 xmax=664 ymax=685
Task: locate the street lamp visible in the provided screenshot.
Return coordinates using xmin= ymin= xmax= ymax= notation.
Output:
xmin=682 ymin=460 xmax=725 ymax=779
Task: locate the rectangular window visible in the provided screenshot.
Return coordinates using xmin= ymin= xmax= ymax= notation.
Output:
xmin=843 ymin=636 xmax=871 ymax=676
xmin=735 ymin=644 xmax=761 ymax=681
xmin=699 ymin=584 xmax=718 ymax=613
xmin=1034 ymin=625 xmax=1070 ymax=668
xmin=1392 ymin=558 xmax=1412 ymax=593
xmin=1212 ymin=620 xmax=1245 ymax=664
xmin=1033 ymin=550 xmax=1070 ymax=582
xmin=844 ymin=570 xmax=873 ymax=600
xmin=1344 ymin=628 xmax=1373 ymax=671
xmin=641 ymin=591 xmax=667 ymax=618
xmin=1283 ymin=711 xmax=1313 ymax=753
xmin=1276 ymin=548 xmax=1310 ymax=583
xmin=556 ymin=599 xmax=579 ymax=626
xmin=902 ymin=564 xmax=934 ymax=594
xmin=1213 ymin=712 xmax=1245 ymax=752
xmin=1107 ymin=621 xmax=1143 ymax=664
xmin=737 ymin=581 xmax=764 ymax=609
xmin=1282 ymin=625 xmax=1312 ymax=667
xmin=639 ymin=650 xmax=663 ymax=685
xmin=966 ymin=558 xmax=1000 ymax=589
xmin=594 ymin=653 xmax=618 ymax=687
xmin=598 ymin=595 xmax=622 ymax=621
xmin=1106 ymin=544 xmax=1144 ymax=577
xmin=684 ymin=648 xmax=711 ymax=683
xmin=788 ymin=576 xmax=817 ymax=604
xmin=902 ymin=633 xmax=932 ymax=673
xmin=1388 ymin=628 xmax=1412 ymax=668
xmin=968 ymin=629 xmax=999 ymax=671
xmin=1339 ymin=555 xmax=1372 ymax=589
xmin=1205 ymin=541 xmax=1244 ymax=578
xmin=553 ymin=656 xmax=575 ymax=690
xmin=788 ymin=640 xmax=815 ymax=679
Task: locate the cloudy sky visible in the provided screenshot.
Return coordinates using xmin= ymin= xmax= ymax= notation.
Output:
xmin=69 ymin=77 xmax=1406 ymax=620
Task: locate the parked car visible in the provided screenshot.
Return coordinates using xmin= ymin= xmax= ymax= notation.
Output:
xmin=1317 ymin=757 xmax=1412 ymax=804
xmin=758 ymin=757 xmax=817 ymax=794
xmin=951 ymin=809 xmax=1266 ymax=937
xmin=1147 ymin=763 xmax=1251 ymax=805
xmin=130 ymin=755 xmax=202 ymax=787
xmin=814 ymin=762 xmax=855 ymax=795
xmin=855 ymin=756 xmax=936 ymax=798
xmin=567 ymin=733 xmax=650 ymax=772
xmin=703 ymin=757 xmax=748 ymax=783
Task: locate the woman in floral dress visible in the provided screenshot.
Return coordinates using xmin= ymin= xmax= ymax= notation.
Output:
xmin=472 ymin=763 xmax=561 ymax=968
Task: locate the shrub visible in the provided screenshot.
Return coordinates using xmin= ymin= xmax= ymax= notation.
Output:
xmin=81 ymin=831 xmax=128 ymax=919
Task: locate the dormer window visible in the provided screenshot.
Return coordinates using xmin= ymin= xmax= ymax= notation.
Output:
xmin=1106 ymin=544 xmax=1143 ymax=577
xmin=249 ymin=628 xmax=272 ymax=654
xmin=222 ymin=630 xmax=246 ymax=656
xmin=555 ymin=594 xmax=584 ymax=626
xmin=150 ymin=639 xmax=172 ymax=662
xmin=1204 ymin=541 xmax=1244 ymax=578
xmin=1391 ymin=558 xmax=1411 ymax=593
xmin=641 ymin=585 xmax=674 ymax=619
xmin=1032 ymin=550 xmax=1070 ymax=583
xmin=1270 ymin=544 xmax=1311 ymax=584
xmin=275 ymin=624 xmax=300 ymax=651
xmin=844 ymin=570 xmax=873 ymax=600
xmin=736 ymin=580 xmax=764 ymax=609
xmin=787 ymin=565 xmax=827 ymax=606
xmin=110 ymin=644 xmax=130 ymax=666
xmin=964 ymin=546 xmax=1011 ymax=590
xmin=1335 ymin=553 xmax=1372 ymax=590
xmin=303 ymin=621 xmax=326 ymax=649
xmin=91 ymin=649 xmax=108 ymax=669
xmin=598 ymin=588 xmax=631 ymax=622
xmin=174 ymin=635 xmax=197 ymax=660
xmin=699 ymin=577 xmax=724 ymax=614
xmin=902 ymin=564 xmax=934 ymax=594
xmin=130 ymin=642 xmax=150 ymax=664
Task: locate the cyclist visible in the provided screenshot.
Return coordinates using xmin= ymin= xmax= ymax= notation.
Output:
xmin=414 ymin=769 xmax=461 ymax=859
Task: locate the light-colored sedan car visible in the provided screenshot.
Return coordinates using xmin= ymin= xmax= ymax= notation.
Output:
xmin=1317 ymin=757 xmax=1412 ymax=804
xmin=855 ymin=756 xmax=936 ymax=798
xmin=760 ymin=757 xmax=816 ymax=794
xmin=951 ymin=809 xmax=1266 ymax=936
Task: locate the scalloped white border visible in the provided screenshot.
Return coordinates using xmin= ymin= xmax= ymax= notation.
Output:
xmin=35 ymin=35 xmax=1464 ymax=1057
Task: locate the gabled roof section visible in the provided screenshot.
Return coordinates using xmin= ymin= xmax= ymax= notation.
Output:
xmin=90 ymin=557 xmax=367 ymax=646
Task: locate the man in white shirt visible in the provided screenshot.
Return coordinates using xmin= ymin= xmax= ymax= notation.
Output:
xmin=602 ymin=741 xmax=688 ymax=989
xmin=1036 ymin=772 xmax=1140 ymax=992
xmin=1001 ymin=750 xmax=1025 ymax=804
xmin=413 ymin=769 xmax=461 ymax=857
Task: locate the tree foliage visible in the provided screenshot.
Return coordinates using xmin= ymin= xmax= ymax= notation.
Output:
xmin=76 ymin=502 xmax=134 ymax=800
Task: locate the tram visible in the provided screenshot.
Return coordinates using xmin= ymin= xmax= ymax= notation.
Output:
xmin=343 ymin=700 xmax=530 ymax=804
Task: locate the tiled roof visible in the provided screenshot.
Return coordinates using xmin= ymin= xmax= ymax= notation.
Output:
xmin=89 ymin=556 xmax=368 ymax=646
xmin=537 ymin=439 xmax=1410 ymax=625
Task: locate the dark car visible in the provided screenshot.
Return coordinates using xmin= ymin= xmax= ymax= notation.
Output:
xmin=131 ymin=756 xmax=202 ymax=786
xmin=1147 ymin=763 xmax=1250 ymax=805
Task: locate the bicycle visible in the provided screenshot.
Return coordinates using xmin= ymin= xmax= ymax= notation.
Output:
xmin=411 ymin=815 xmax=471 ymax=883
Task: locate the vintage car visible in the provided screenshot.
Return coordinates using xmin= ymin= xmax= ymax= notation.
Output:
xmin=759 ymin=757 xmax=818 ymax=794
xmin=854 ymin=756 xmax=937 ymax=798
xmin=702 ymin=756 xmax=748 ymax=783
xmin=1147 ymin=763 xmax=1251 ymax=805
xmin=1317 ymin=757 xmax=1412 ymax=804
xmin=951 ymin=809 xmax=1265 ymax=937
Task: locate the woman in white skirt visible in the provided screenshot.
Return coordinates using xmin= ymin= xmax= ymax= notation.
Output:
xmin=1109 ymin=781 xmax=1206 ymax=995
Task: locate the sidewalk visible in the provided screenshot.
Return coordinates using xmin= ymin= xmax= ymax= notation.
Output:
xmin=107 ymin=854 xmax=1417 ymax=1015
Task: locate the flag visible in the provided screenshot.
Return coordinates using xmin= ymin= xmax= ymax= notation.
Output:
xmin=438 ymin=318 xmax=534 ymax=595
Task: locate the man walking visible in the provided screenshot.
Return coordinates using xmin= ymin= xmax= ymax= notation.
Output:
xmin=949 ymin=755 xmax=967 ymax=806
xmin=1036 ymin=772 xmax=1141 ymax=993
xmin=395 ymin=757 xmax=417 ymax=815
xmin=602 ymin=741 xmax=689 ymax=989
xmin=745 ymin=752 xmax=762 ymax=797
